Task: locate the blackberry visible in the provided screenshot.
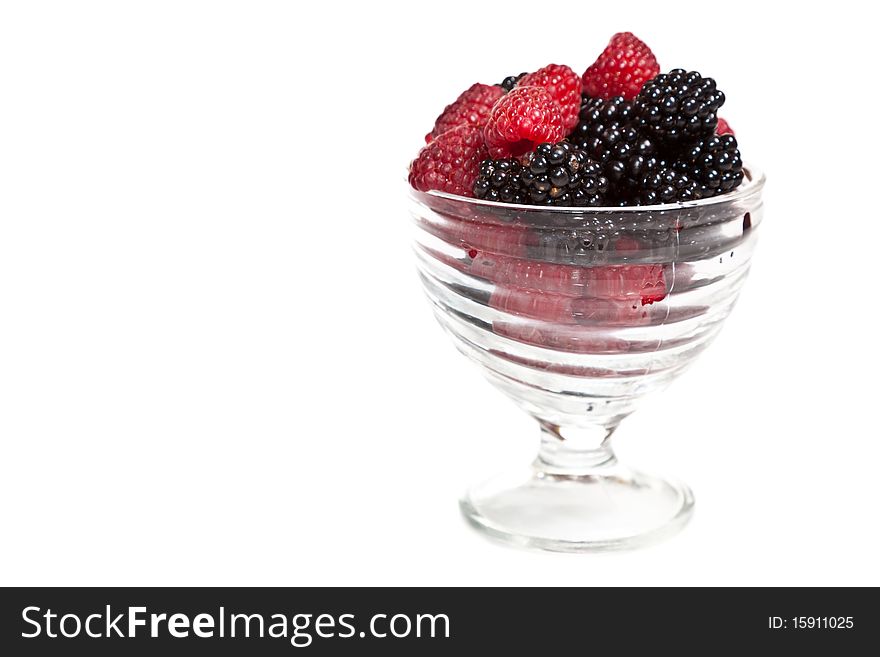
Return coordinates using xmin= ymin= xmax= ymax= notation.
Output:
xmin=472 ymin=142 xmax=609 ymax=207
xmin=637 ymin=166 xmax=701 ymax=204
xmin=520 ymin=142 xmax=608 ymax=206
xmin=529 ymin=227 xmax=613 ymax=264
xmin=569 ymin=95 xmax=658 ymax=201
xmin=499 ymin=72 xmax=527 ymax=92
xmin=472 ymin=158 xmax=528 ymax=204
xmin=571 ymin=96 xmax=635 ymax=149
xmin=675 ymin=134 xmax=744 ymax=198
xmin=634 ymin=69 xmax=725 ymax=145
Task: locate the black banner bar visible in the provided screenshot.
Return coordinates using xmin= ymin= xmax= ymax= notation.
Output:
xmin=0 ymin=587 xmax=874 ymax=654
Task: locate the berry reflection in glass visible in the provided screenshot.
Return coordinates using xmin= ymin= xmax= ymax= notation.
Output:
xmin=410 ymin=175 xmax=763 ymax=551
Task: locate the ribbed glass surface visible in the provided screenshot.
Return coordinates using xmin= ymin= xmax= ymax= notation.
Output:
xmin=411 ymin=170 xmax=764 ymax=433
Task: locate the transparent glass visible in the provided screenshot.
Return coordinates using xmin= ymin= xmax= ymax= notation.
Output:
xmin=409 ymin=169 xmax=764 ymax=552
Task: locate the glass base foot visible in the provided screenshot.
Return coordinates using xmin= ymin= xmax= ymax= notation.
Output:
xmin=460 ymin=464 xmax=694 ymax=553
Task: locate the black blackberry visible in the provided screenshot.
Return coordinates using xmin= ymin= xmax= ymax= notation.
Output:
xmin=520 ymin=142 xmax=608 ymax=206
xmin=499 ymin=72 xmax=527 ymax=92
xmin=570 ymin=96 xmax=635 ymax=150
xmin=472 ymin=158 xmax=528 ymax=204
xmin=472 ymin=142 xmax=609 ymax=207
xmin=569 ymin=95 xmax=658 ymax=201
xmin=585 ymin=123 xmax=658 ymax=189
xmin=675 ymin=134 xmax=744 ymax=198
xmin=637 ymin=166 xmax=701 ymax=205
xmin=530 ymin=228 xmax=608 ymax=264
xmin=634 ymin=69 xmax=725 ymax=145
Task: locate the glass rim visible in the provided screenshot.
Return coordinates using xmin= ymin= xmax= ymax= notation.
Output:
xmin=420 ymin=164 xmax=765 ymax=214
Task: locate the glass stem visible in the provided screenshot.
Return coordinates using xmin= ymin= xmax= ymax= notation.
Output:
xmin=536 ymin=421 xmax=618 ymax=475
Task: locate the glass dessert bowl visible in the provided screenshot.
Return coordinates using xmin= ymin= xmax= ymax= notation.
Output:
xmin=409 ymin=168 xmax=764 ymax=552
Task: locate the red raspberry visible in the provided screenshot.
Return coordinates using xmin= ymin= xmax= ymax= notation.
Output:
xmin=490 ymin=286 xmax=659 ymax=353
xmin=467 ymin=252 xmax=667 ymax=304
xmin=519 ymin=64 xmax=583 ymax=130
xmin=574 ymin=265 xmax=666 ymax=306
xmin=408 ymin=125 xmax=488 ymax=197
xmin=471 ymin=255 xmax=590 ymax=296
xmin=716 ymin=117 xmax=734 ymax=135
xmin=610 ymin=236 xmax=667 ymax=305
xmin=581 ymin=32 xmax=660 ymax=100
xmin=483 ymin=86 xmax=566 ymax=158
xmin=427 ymin=83 xmax=504 ymax=143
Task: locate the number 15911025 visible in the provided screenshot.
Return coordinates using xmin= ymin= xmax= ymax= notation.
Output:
xmin=769 ymin=617 xmax=853 ymax=629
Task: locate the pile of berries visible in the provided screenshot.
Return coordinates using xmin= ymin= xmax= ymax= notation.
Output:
xmin=409 ymin=32 xmax=745 ymax=206
xmin=474 ymin=142 xmax=609 ymax=207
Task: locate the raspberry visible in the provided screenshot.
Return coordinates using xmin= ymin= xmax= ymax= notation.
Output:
xmin=488 ymin=264 xmax=666 ymax=352
xmin=408 ymin=124 xmax=488 ymax=197
xmin=716 ymin=117 xmax=734 ymax=135
xmin=426 ymin=83 xmax=504 ymax=143
xmin=583 ymin=264 xmax=667 ymax=305
xmin=467 ymin=251 xmax=666 ymax=303
xmin=581 ymin=32 xmax=660 ymax=101
xmin=519 ymin=64 xmax=583 ymax=130
xmin=614 ymin=236 xmax=667 ymax=306
xmin=470 ymin=256 xmax=595 ymax=296
xmin=489 ymin=287 xmax=642 ymax=351
xmin=483 ymin=86 xmax=566 ymax=158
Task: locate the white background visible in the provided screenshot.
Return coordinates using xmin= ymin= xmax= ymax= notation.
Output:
xmin=1 ymin=0 xmax=878 ymax=586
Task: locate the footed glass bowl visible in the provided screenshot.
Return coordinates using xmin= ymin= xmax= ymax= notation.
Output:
xmin=409 ymin=168 xmax=765 ymax=552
